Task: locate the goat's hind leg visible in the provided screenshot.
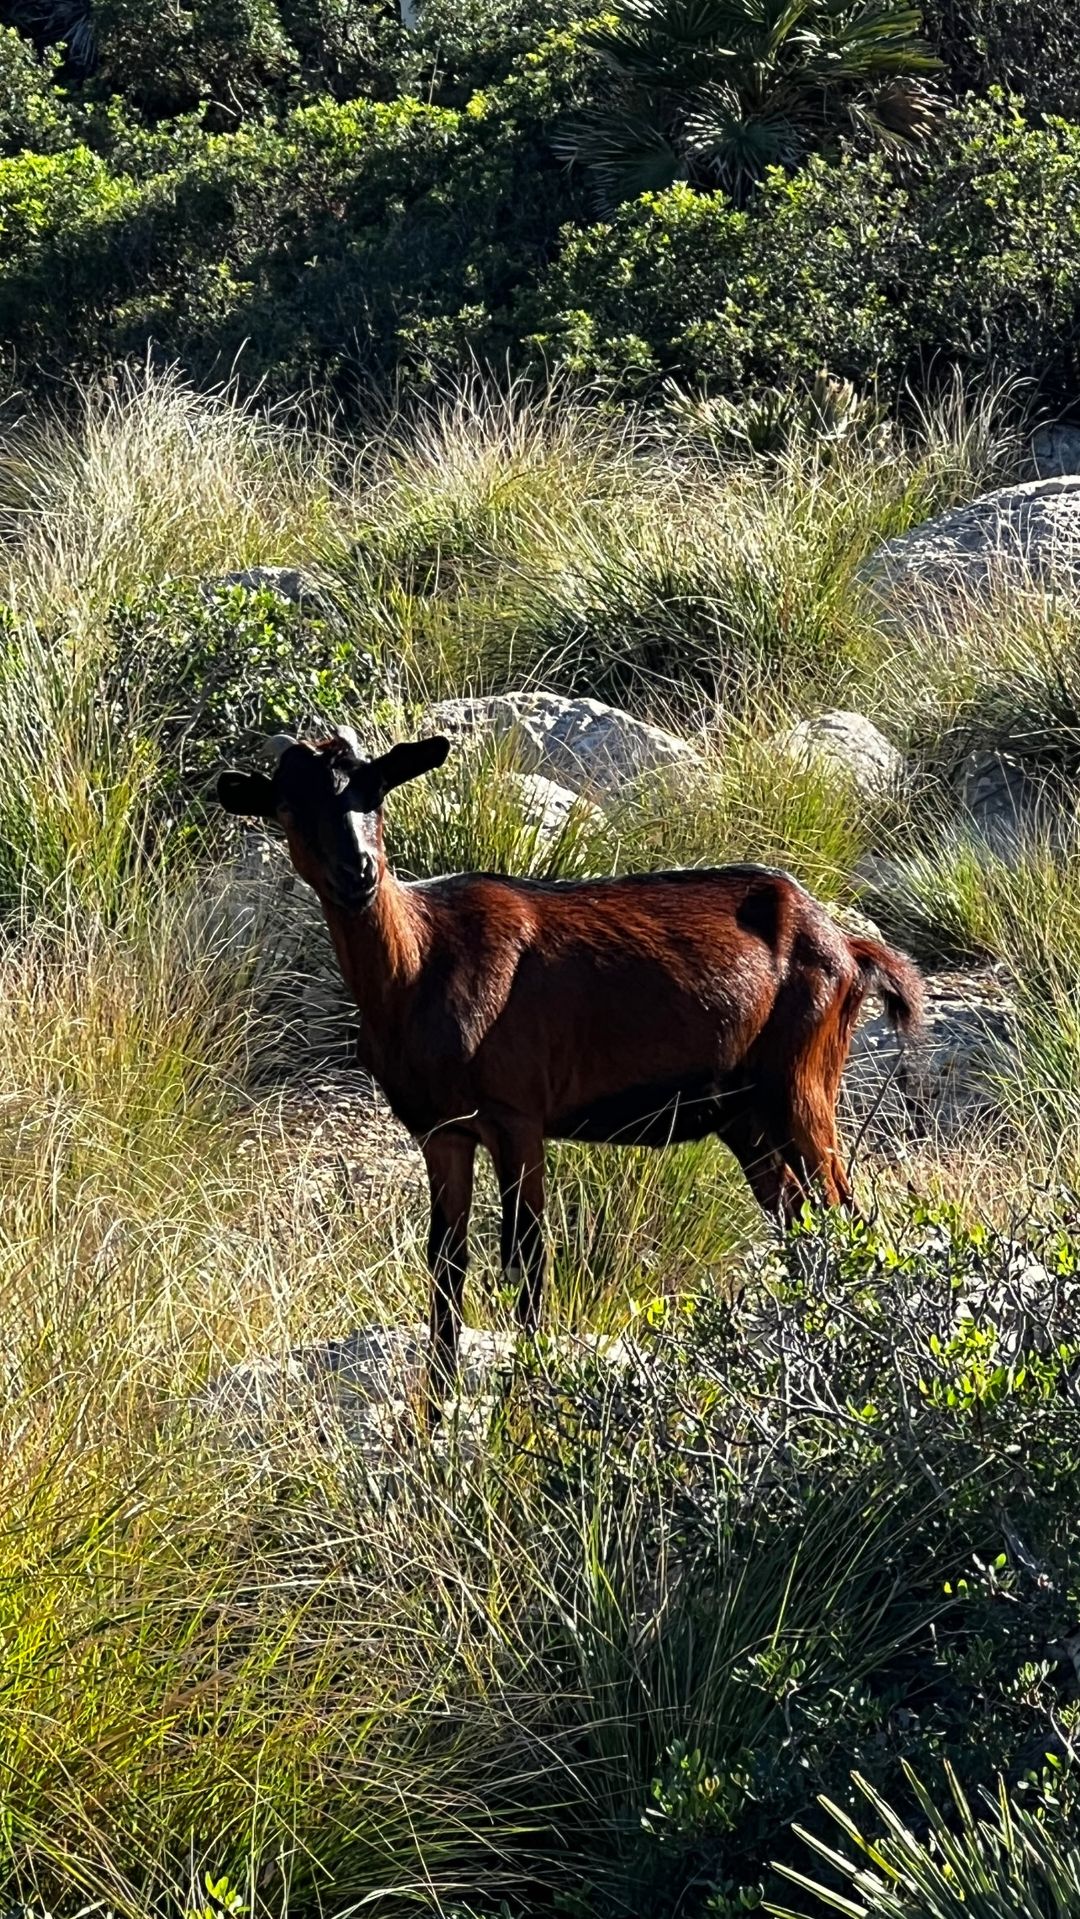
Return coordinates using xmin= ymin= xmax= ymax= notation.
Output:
xmin=493 ymin=1123 xmax=547 ymax=1337
xmin=421 ymin=1132 xmax=476 ymax=1427
xmin=718 ymin=1101 xmax=808 ymax=1228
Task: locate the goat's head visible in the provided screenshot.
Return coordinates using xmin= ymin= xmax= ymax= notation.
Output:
xmin=217 ymin=728 xmax=451 ymax=909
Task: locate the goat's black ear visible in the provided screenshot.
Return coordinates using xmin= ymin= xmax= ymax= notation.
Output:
xmin=374 ymin=736 xmax=451 ymax=798
xmin=217 ymin=769 xmax=276 ymax=816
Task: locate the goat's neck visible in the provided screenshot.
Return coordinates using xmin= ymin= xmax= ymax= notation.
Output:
xmin=320 ymin=870 xmax=427 ymax=1026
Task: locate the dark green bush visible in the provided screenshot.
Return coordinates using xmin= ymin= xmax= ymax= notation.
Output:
xmin=3 ymin=19 xmax=1078 ymax=417
xmin=0 ymin=30 xmax=592 ymax=396
xmin=925 ymin=0 xmax=1080 ymax=118
xmin=87 ymin=0 xmax=298 ymax=123
xmin=0 ymin=26 xmax=74 ymax=153
xmin=1 ymin=0 xmax=410 ymax=117
xmin=529 ymin=96 xmax=1080 ymax=410
xmin=412 ymin=0 xmax=581 ymax=97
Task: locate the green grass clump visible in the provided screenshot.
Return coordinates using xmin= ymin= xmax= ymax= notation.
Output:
xmin=0 ymin=364 xmax=341 ymax=636
xmin=369 ymin=376 xmax=1025 ymax=716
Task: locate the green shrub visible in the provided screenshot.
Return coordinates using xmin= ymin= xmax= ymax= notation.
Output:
xmin=463 ymin=1201 xmax=1080 ymax=1914
xmin=0 ymin=144 xmax=146 ymax=360
xmin=275 ymin=0 xmax=408 ymax=103
xmin=531 ymin=96 xmax=1080 ymax=410
xmin=87 ymin=0 xmax=299 ymax=124
xmin=0 ymin=27 xmax=74 ymax=155
xmin=0 ymin=31 xmax=592 ymax=396
xmin=102 ymin=579 xmax=378 ymax=802
xmin=413 ymin=0 xmax=582 ymax=94
xmin=4 ymin=25 xmax=1075 ymax=418
xmin=925 ymin=0 xmax=1080 ymax=118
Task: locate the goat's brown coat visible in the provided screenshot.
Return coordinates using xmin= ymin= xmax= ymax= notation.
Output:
xmin=218 ymin=736 xmax=924 ymax=1415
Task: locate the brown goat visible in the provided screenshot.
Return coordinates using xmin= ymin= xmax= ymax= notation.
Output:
xmin=218 ymin=728 xmax=924 ymax=1411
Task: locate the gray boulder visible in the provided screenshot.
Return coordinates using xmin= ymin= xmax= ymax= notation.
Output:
xmin=510 ymin=770 xmax=606 ymax=838
xmin=429 ymin=690 xmax=706 ymax=801
xmin=953 ymin=750 xmax=1059 ymax=853
xmin=865 ymin=476 xmax=1080 ymax=605
xmin=778 ymin=710 xmax=903 ymax=800
xmin=1031 ymin=423 xmax=1080 ymax=480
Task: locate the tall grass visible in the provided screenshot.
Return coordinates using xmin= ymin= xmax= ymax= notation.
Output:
xmin=0 ymin=615 xmax=163 ymax=917
xmin=0 ymin=360 xmax=1032 ymax=714
xmin=0 ymin=363 xmax=1074 ymax=1918
xmin=0 ymin=364 xmax=341 ymax=632
xmin=771 ymin=1765 xmax=1080 ymax=1919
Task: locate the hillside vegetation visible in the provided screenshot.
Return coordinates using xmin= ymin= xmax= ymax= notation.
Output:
xmin=0 ymin=1 xmax=1079 ymax=1916
xmin=1 ymin=0 xmax=1080 ymax=410
xmin=0 ymin=367 xmax=1074 ymax=1919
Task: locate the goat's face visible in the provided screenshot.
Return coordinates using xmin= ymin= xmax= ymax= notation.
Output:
xmin=217 ymin=730 xmax=450 ymax=910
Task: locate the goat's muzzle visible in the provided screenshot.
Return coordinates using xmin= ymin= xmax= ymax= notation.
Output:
xmin=325 ymin=847 xmax=380 ymax=911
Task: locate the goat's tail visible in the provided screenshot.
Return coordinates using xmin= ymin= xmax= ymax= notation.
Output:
xmin=846 ymin=935 xmax=925 ymax=1036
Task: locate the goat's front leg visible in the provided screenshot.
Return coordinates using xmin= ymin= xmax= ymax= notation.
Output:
xmin=422 ymin=1133 xmax=476 ymax=1425
xmin=494 ymin=1125 xmax=547 ymax=1336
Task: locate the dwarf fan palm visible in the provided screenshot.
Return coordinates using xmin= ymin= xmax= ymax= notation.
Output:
xmin=556 ymin=0 xmax=941 ymax=206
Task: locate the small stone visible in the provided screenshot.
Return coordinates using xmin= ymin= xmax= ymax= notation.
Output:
xmin=196 ymin=1322 xmax=641 ymax=1467
xmin=955 ymin=751 xmax=1046 ymax=853
xmin=195 ymin=834 xmax=355 ymax=1066
xmin=827 ymin=901 xmax=887 ymax=942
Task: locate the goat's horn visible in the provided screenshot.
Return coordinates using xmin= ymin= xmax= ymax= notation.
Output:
xmin=261 ymin=733 xmax=297 ymax=764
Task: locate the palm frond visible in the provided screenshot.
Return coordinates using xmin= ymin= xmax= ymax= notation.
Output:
xmin=848 ymin=75 xmax=943 ymax=144
xmin=572 ymin=0 xmax=943 ymax=205
xmin=3 ymin=0 xmax=96 ymax=65
xmin=584 ymin=0 xmax=740 ymax=85
xmin=553 ymin=108 xmax=683 ymax=207
xmin=800 ymin=3 xmax=942 ymax=84
xmin=684 ymin=89 xmax=805 ymax=190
